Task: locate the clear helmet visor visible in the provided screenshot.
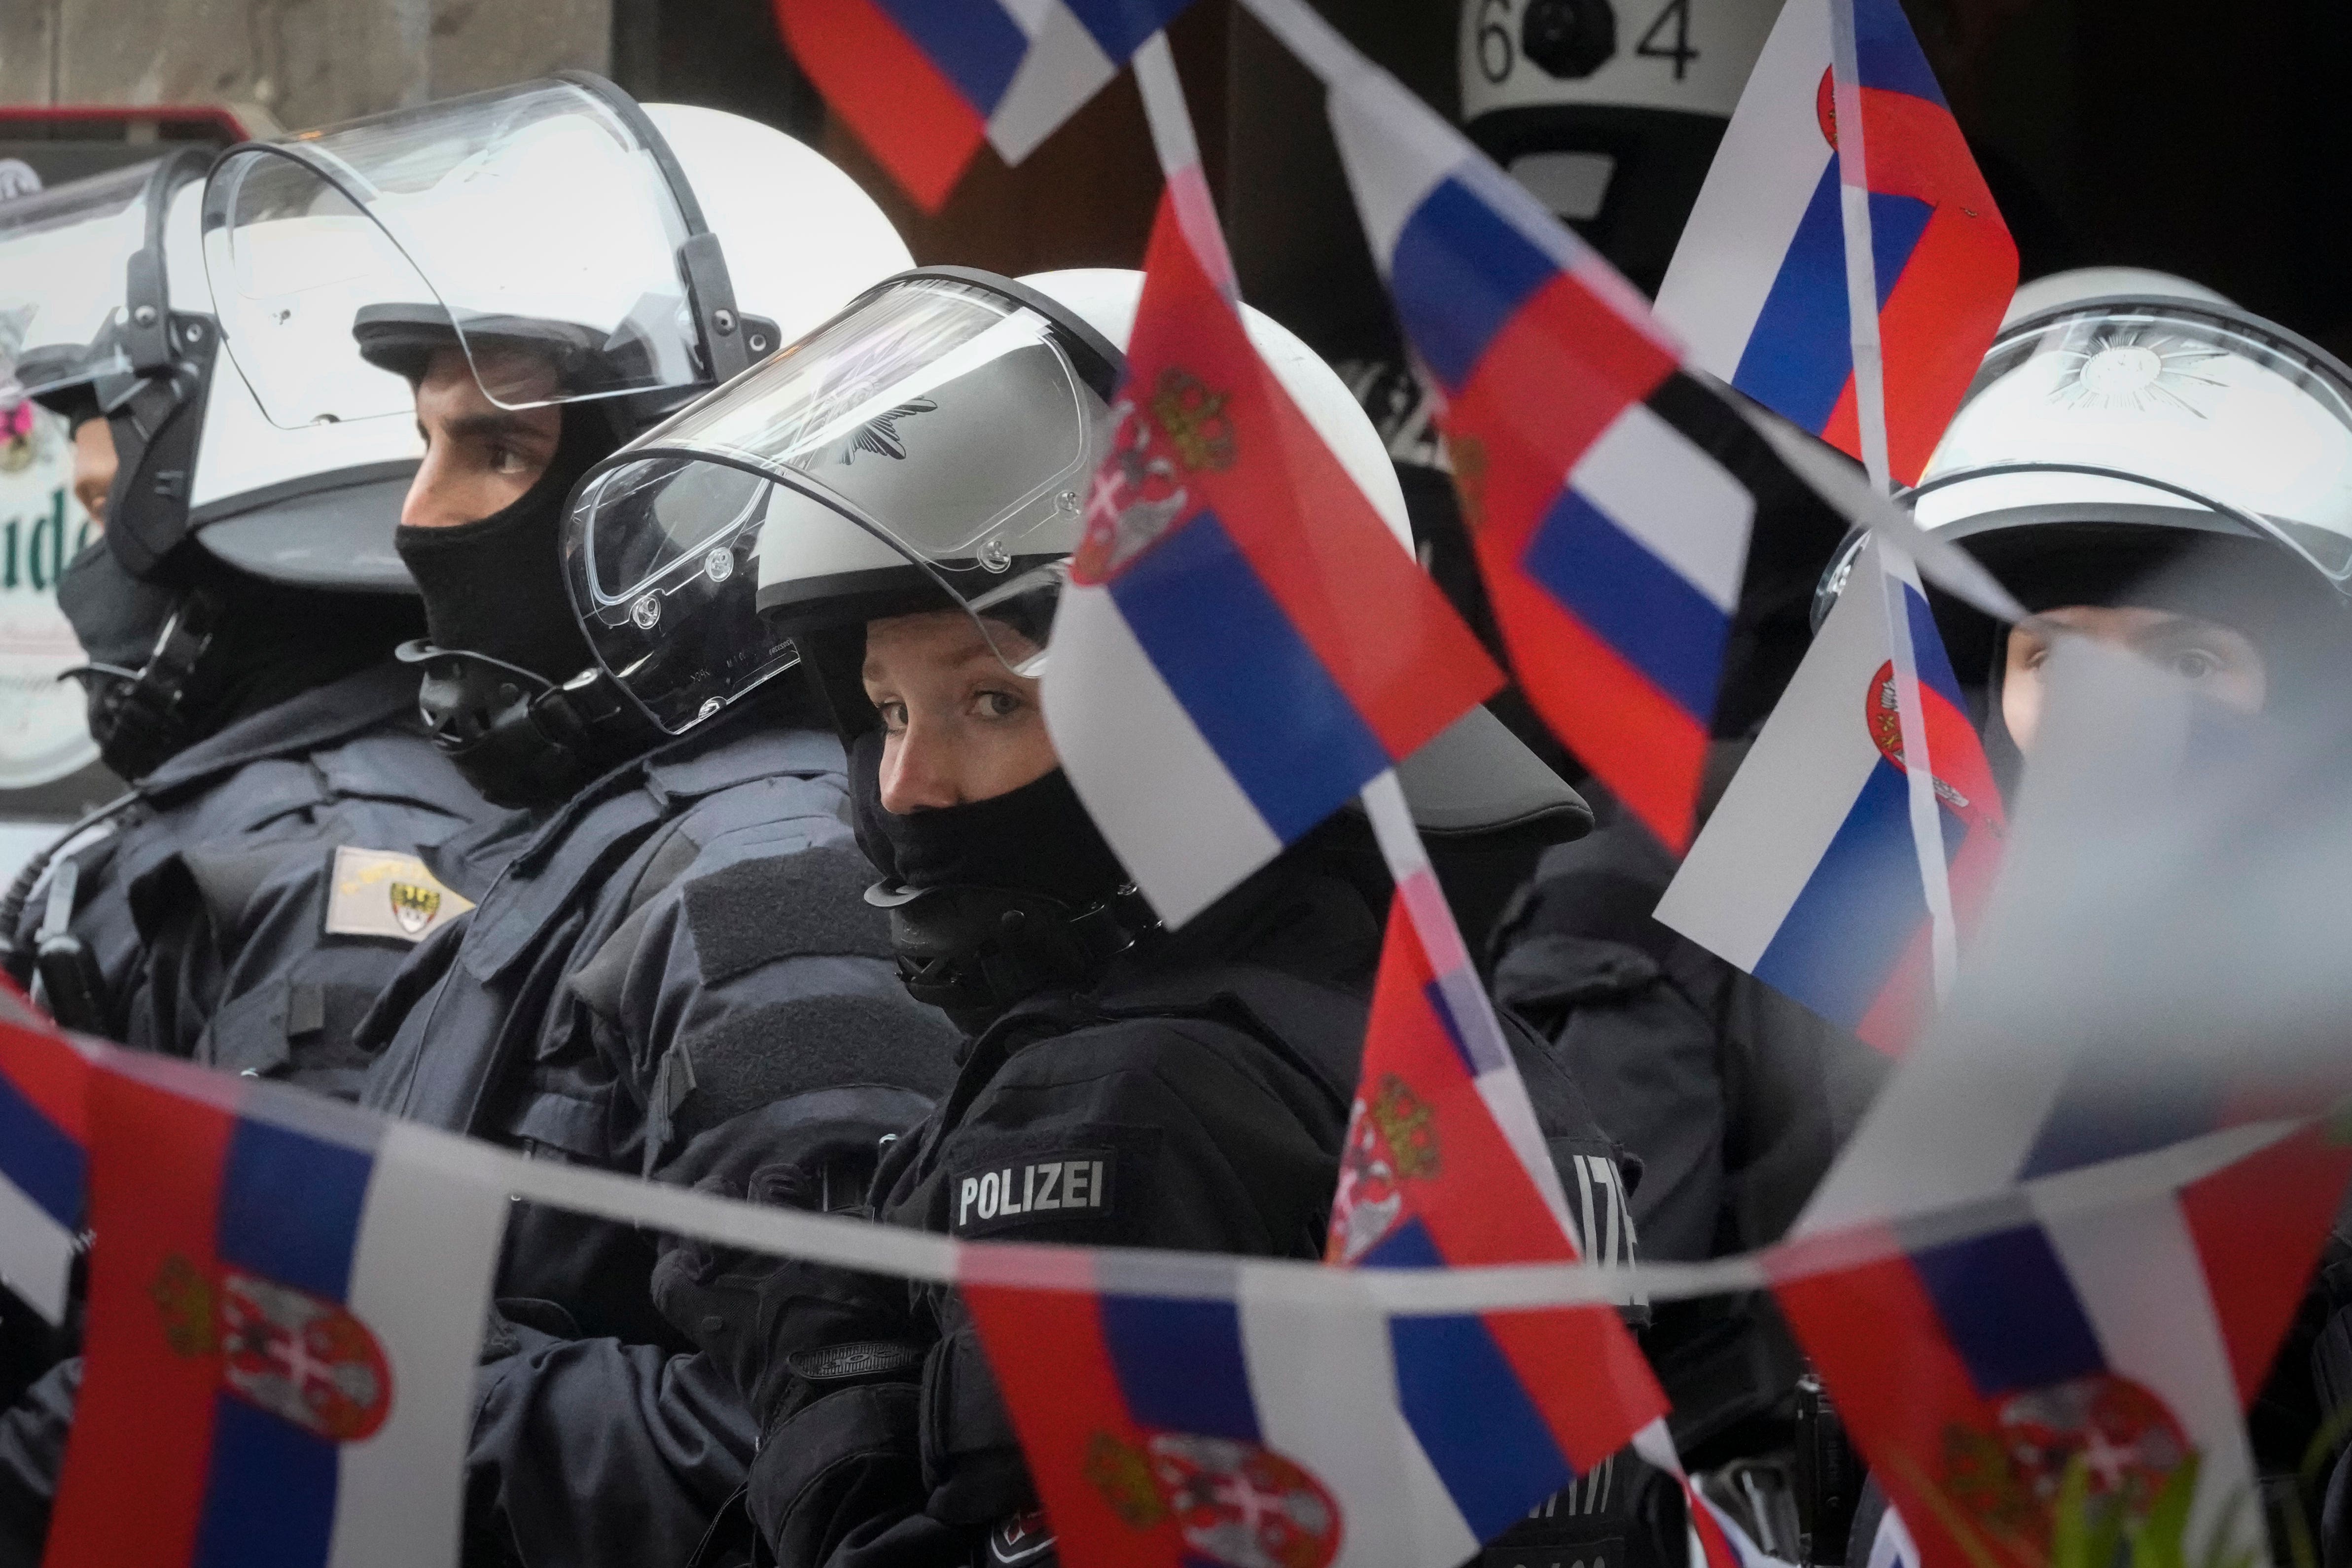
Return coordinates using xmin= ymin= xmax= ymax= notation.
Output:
xmin=1917 ymin=299 xmax=2352 ymax=585
xmin=566 ymin=272 xmax=1115 ymax=732
xmin=202 ymin=77 xmax=704 ymax=429
xmin=0 ymin=160 xmax=163 ymax=400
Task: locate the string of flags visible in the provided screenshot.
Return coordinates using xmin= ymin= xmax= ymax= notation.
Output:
xmin=5 ymin=5 xmax=2348 ymax=1568
xmin=5 ymin=1008 xmax=2345 ymax=1568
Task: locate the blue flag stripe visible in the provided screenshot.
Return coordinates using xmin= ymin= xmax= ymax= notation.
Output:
xmin=1061 ymin=0 xmax=1194 ymax=66
xmin=1752 ymin=759 xmax=1957 ymax=1027
xmin=1520 ymin=486 xmax=1732 ymax=720
xmin=1108 ymin=509 xmax=1390 ymax=845
xmin=872 ymin=0 xmax=1029 ymax=115
xmin=1099 ymin=1292 xmax=1263 ymax=1441
xmin=1909 ymin=1223 xmax=2109 ymax=1395
xmin=1733 ymin=169 xmax=1934 ymax=433
xmin=215 ymin=1117 xmax=374 ymax=1303
xmin=1901 ymin=580 xmax=1967 ymax=708
xmin=1855 ymin=0 xmax=1952 ymax=106
xmin=0 ymin=1070 xmax=83 ymax=1229
xmin=1382 ymin=1216 xmax=1576 ymax=1538
xmin=1389 ymin=175 xmax=1559 ymax=395
xmin=191 ymin=1392 xmax=342 ymax=1568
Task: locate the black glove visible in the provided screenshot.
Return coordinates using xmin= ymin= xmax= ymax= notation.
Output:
xmin=649 ymin=1101 xmax=929 ymax=1442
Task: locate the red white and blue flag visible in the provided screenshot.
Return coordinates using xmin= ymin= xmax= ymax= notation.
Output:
xmin=1305 ymin=49 xmax=1766 ymax=852
xmin=48 ymin=1057 xmax=508 ymax=1568
xmin=1657 ymin=540 xmax=2003 ymax=1053
xmin=0 ymin=1013 xmax=88 ymax=1325
xmin=1655 ymin=0 xmax=2016 ymax=486
xmin=1329 ymin=892 xmax=1666 ymax=1486
xmin=1774 ymin=1117 xmax=2352 ymax=1568
xmin=1043 ymin=135 xmax=1502 ymax=926
xmin=774 ymin=0 xmax=1197 ymax=210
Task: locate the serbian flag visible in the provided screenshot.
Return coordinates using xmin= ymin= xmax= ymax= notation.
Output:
xmin=1318 ymin=69 xmax=1764 ymax=852
xmin=1773 ymin=1117 xmax=2352 ymax=1568
xmin=1330 ymin=894 xmax=1666 ymax=1487
xmin=1043 ymin=176 xmax=1502 ymax=926
xmin=0 ymin=1015 xmax=88 ymax=1325
xmin=775 ymin=0 xmax=1196 ymax=210
xmin=48 ymin=1056 xmax=509 ymax=1568
xmin=1657 ymin=538 xmax=2002 ymax=1054
xmin=965 ymin=1251 xmax=1641 ymax=1568
xmin=1656 ymin=0 xmax=2016 ymax=485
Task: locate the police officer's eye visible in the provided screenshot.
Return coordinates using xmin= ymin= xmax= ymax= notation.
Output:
xmin=875 ymin=700 xmax=908 ymax=733
xmin=974 ymin=690 xmax=1022 ymax=719
xmin=2171 ymin=648 xmax=2221 ymax=680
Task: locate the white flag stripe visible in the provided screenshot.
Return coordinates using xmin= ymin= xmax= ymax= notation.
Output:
xmin=1238 ymin=1277 xmax=1480 ymax=1568
xmin=329 ymin=1123 xmax=512 ymax=1568
xmin=1324 ymin=78 xmax=1460 ymax=271
xmin=2036 ymin=1191 xmax=2267 ymax=1565
xmin=1043 ymin=583 xmax=1283 ymax=925
xmin=0 ymin=1174 xmax=73 ymax=1326
xmin=1656 ymin=551 xmax=1891 ymax=968
xmin=985 ymin=4 xmax=1116 ymax=163
xmin=1572 ymin=401 xmax=1754 ymax=613
xmin=1653 ymin=0 xmax=1834 ymax=374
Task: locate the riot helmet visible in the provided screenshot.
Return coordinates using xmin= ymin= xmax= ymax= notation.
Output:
xmin=565 ymin=266 xmax=1589 ymax=1021
xmin=1813 ymin=269 xmax=2352 ymax=767
xmin=198 ymin=78 xmax=913 ymax=806
xmin=4 ymin=155 xmax=429 ymax=779
xmin=1460 ymin=0 xmax=1780 ymax=294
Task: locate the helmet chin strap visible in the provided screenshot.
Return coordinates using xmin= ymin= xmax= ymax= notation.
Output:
xmin=67 ymin=585 xmax=227 ymax=782
xmin=396 ymin=641 xmax=652 ymax=810
xmin=868 ymin=879 xmax=1162 ymax=1034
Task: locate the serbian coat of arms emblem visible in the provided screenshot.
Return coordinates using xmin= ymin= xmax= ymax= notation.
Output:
xmin=1934 ymin=1370 xmax=2196 ymax=1559
xmin=1326 ymin=1073 xmax=1440 ymax=1264
xmin=1086 ymin=1428 xmax=1342 ymax=1568
xmin=1864 ymin=661 xmax=2000 ymax=833
xmin=150 ymin=1253 xmax=394 ymax=1443
xmin=1071 ymin=366 xmax=1237 ymax=585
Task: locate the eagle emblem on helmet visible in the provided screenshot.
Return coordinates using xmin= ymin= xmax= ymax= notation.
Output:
xmin=1085 ymin=1429 xmax=1342 ymax=1568
xmin=389 ymin=880 xmax=442 ymax=936
xmin=149 ymin=1253 xmax=395 ymax=1443
xmin=1326 ymin=1073 xmax=1440 ymax=1264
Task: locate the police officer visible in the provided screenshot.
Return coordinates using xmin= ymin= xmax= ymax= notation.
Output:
xmin=552 ymin=264 xmax=1634 ymax=1567
xmin=1 ymin=80 xmax=958 ymax=1568
xmin=0 ymin=145 xmax=497 ymax=1568
xmin=0 ymin=152 xmax=489 ymax=1085
xmin=1489 ymin=269 xmax=2352 ymax=1559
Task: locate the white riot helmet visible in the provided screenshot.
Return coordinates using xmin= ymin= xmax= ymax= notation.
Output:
xmin=199 ymin=75 xmax=913 ymax=432
xmin=562 ymin=265 xmax=1587 ymax=843
xmin=0 ymin=153 xmax=418 ymax=585
xmin=1812 ymin=269 xmax=2352 ymax=696
xmin=1460 ymin=0 xmax=1781 ymax=293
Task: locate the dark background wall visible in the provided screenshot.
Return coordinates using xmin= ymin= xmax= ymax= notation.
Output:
xmin=609 ymin=0 xmax=2352 ymax=365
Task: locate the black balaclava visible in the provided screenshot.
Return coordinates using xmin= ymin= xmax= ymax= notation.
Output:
xmin=57 ymin=536 xmax=425 ymax=780
xmin=846 ymin=726 xmax=1147 ymax=1031
xmin=393 ymin=404 xmax=614 ymax=686
xmin=390 ymin=403 xmax=643 ymax=807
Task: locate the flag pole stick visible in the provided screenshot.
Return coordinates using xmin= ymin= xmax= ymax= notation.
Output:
xmin=1828 ymin=0 xmax=1959 ymax=1001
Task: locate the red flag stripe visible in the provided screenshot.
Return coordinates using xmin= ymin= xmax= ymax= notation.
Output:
xmin=773 ymin=0 xmax=989 ymax=213
xmin=47 ymin=1067 xmax=239 ymax=1566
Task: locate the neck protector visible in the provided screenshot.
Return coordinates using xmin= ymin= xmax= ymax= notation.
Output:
xmin=392 ymin=406 xmax=650 ymax=807
xmin=57 ymin=538 xmax=422 ymax=780
xmin=849 ymin=728 xmax=1155 ymax=1031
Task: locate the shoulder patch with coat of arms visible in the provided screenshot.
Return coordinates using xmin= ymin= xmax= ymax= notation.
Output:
xmin=324 ymin=846 xmax=472 ymax=943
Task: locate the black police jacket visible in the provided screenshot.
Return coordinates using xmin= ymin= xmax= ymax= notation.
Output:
xmin=679 ymin=848 xmax=1640 ymax=1568
xmin=8 ymin=658 xmax=496 ymax=1096
xmin=1490 ymin=814 xmax=1890 ymax=1461
xmin=356 ymin=695 xmax=959 ymax=1568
